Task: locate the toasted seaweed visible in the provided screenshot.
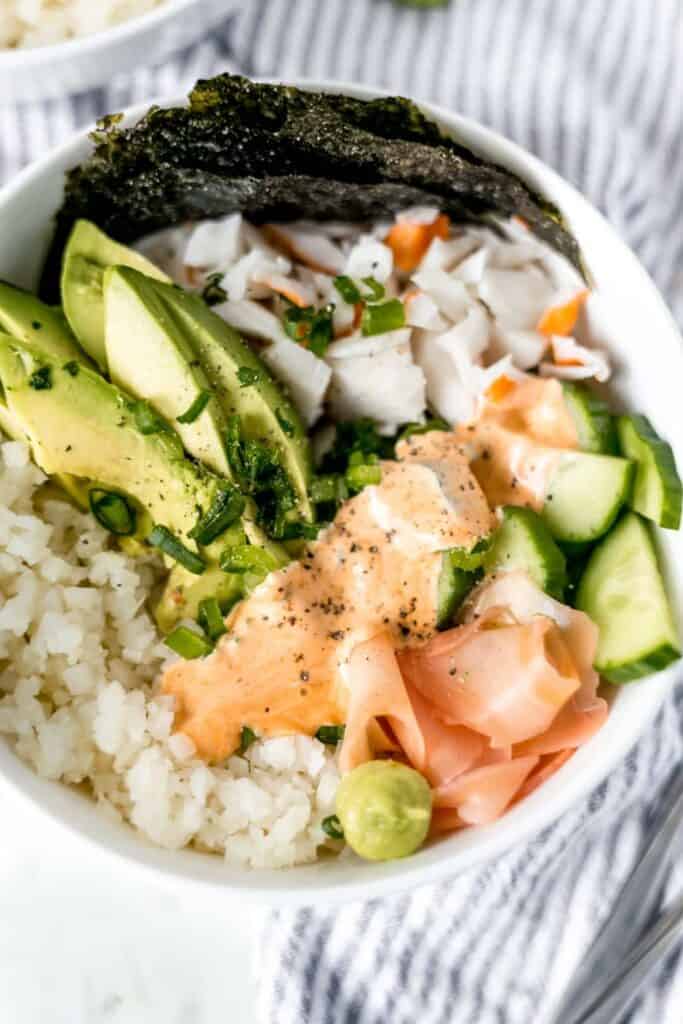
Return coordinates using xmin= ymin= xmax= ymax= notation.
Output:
xmin=40 ymin=75 xmax=583 ymax=300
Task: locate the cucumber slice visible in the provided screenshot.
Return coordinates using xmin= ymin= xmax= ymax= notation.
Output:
xmin=617 ymin=414 xmax=682 ymax=530
xmin=437 ymin=553 xmax=478 ymax=628
xmin=562 ymin=382 xmax=616 ymax=454
xmin=577 ymin=512 xmax=680 ymax=682
xmin=543 ymin=451 xmax=634 ymax=543
xmin=485 ymin=506 xmax=566 ymax=598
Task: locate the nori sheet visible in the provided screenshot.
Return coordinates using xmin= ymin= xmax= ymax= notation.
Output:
xmin=40 ymin=74 xmax=583 ymax=300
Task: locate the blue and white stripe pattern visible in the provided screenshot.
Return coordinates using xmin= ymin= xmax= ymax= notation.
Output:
xmin=2 ymin=1 xmax=683 ymax=1020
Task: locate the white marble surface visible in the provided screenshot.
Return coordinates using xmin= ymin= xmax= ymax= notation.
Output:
xmin=0 ymin=784 xmax=260 ymax=1024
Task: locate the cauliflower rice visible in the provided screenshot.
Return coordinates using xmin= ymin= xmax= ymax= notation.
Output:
xmin=0 ymin=0 xmax=165 ymax=50
xmin=0 ymin=439 xmax=340 ymax=868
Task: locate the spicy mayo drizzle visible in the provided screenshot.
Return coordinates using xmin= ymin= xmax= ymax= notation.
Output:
xmin=162 ymin=437 xmax=493 ymax=761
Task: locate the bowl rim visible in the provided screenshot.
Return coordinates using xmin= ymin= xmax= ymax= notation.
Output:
xmin=0 ymin=0 xmax=205 ymax=65
xmin=0 ymin=77 xmax=681 ymax=906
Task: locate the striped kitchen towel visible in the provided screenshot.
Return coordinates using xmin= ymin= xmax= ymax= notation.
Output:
xmin=2 ymin=1 xmax=683 ymax=1021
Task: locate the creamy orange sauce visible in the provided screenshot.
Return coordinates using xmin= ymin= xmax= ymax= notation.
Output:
xmin=162 ymin=437 xmax=493 ymax=761
xmin=456 ymin=377 xmax=578 ymax=509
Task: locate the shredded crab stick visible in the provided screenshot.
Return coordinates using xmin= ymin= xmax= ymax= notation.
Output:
xmin=537 ymin=288 xmax=589 ymax=336
xmin=385 ymin=213 xmax=451 ymax=272
xmin=264 ymin=224 xmax=346 ymax=275
xmin=163 ymin=437 xmax=493 ymax=760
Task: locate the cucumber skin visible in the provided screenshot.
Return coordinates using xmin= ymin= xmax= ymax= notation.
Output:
xmin=562 ymin=382 xmax=617 ymax=454
xmin=485 ymin=506 xmax=566 ymax=599
xmin=437 ymin=554 xmax=478 ymax=629
xmin=617 ymin=414 xmax=682 ymax=530
xmin=600 ymin=644 xmax=680 ymax=684
xmin=576 ymin=512 xmax=680 ymax=682
xmin=543 ymin=455 xmax=635 ymax=544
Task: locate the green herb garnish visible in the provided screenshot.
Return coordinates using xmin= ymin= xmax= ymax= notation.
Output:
xmin=62 ymin=360 xmax=80 ymax=377
xmin=148 ymin=524 xmax=206 ymax=575
xmin=225 ymin=415 xmax=300 ymax=540
xmin=398 ymin=418 xmax=450 ymax=441
xmin=197 ymin=597 xmax=227 ymax=642
xmin=345 ymin=452 xmax=382 ymax=493
xmin=361 ymin=277 xmax=385 ymax=302
xmin=333 ymin=276 xmax=361 ymax=304
xmin=361 ymin=298 xmax=405 ymax=337
xmin=315 ymin=724 xmax=346 ymax=746
xmin=310 ymin=475 xmax=348 ymax=505
xmin=201 ymin=272 xmax=227 ymax=306
xmin=177 ymin=389 xmax=211 ymax=424
xmin=276 ymin=408 xmax=294 ymax=437
xmin=28 ymin=366 xmax=51 ymax=390
xmin=237 ymin=366 xmax=261 ymax=388
xmin=282 ymin=303 xmax=334 ymax=357
xmin=238 ymin=725 xmax=257 ymax=754
xmin=322 ymin=815 xmax=345 ymax=840
xmin=189 ymin=484 xmax=246 ymax=546
xmin=164 ymin=625 xmax=213 ymax=659
xmin=89 ymin=488 xmax=137 ymax=536
xmin=220 ymin=544 xmax=278 ymax=576
xmin=278 ymin=520 xmax=322 ymax=541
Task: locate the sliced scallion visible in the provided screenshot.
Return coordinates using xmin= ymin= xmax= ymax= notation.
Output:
xmin=361 ymin=298 xmax=405 ymax=337
xmin=398 ymin=418 xmax=450 ymax=441
xmin=198 ymin=597 xmax=227 ymax=642
xmin=238 ymin=725 xmax=257 ymax=754
xmin=237 ymin=366 xmax=261 ymax=388
xmin=189 ymin=485 xmax=246 ymax=546
xmin=333 ymin=275 xmax=361 ymax=304
xmin=89 ymin=488 xmax=137 ymax=536
xmin=315 ymin=724 xmax=345 ymax=745
xmin=28 ymin=365 xmax=51 ymax=390
xmin=164 ymin=625 xmax=213 ymax=659
xmin=345 ymin=462 xmax=382 ymax=492
xmin=361 ymin=277 xmax=385 ymax=302
xmin=322 ymin=814 xmax=344 ymax=840
xmin=220 ymin=545 xmax=277 ymax=576
xmin=177 ymin=389 xmax=211 ymax=424
xmin=132 ymin=399 xmax=166 ymax=435
xmin=310 ymin=475 xmax=348 ymax=504
xmin=148 ymin=524 xmax=206 ymax=575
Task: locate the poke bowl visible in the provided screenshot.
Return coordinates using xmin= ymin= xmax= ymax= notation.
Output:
xmin=0 ymin=76 xmax=680 ymax=905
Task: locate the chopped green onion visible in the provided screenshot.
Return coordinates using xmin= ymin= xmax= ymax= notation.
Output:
xmin=278 ymin=520 xmax=322 ymax=541
xmin=315 ymin=724 xmax=345 ymax=745
xmin=448 ymin=537 xmax=492 ymax=571
xmin=89 ymin=488 xmax=137 ymax=536
xmin=333 ymin=275 xmax=361 ymax=304
xmin=189 ymin=485 xmax=246 ymax=545
xmin=220 ymin=544 xmax=278 ymax=576
xmin=362 ymin=277 xmax=385 ymax=302
xmin=322 ymin=814 xmax=345 ymax=840
xmin=361 ymin=298 xmax=405 ymax=337
xmin=276 ymin=408 xmax=295 ymax=437
xmin=282 ymin=303 xmax=334 ymax=357
xmin=164 ymin=625 xmax=213 ymax=659
xmin=346 ymin=462 xmax=382 ymax=492
xmin=201 ymin=272 xmax=227 ymax=306
xmin=238 ymin=725 xmax=257 ymax=754
xmin=148 ymin=524 xmax=206 ymax=575
xmin=28 ymin=365 xmax=51 ymax=390
xmin=237 ymin=366 xmax=261 ymax=388
xmin=177 ymin=389 xmax=211 ymax=424
xmin=310 ymin=475 xmax=348 ymax=504
xmin=398 ymin=418 xmax=450 ymax=441
xmin=198 ymin=597 xmax=227 ymax=642
xmin=62 ymin=360 xmax=79 ymax=377
xmin=132 ymin=399 xmax=166 ymax=435
xmin=308 ymin=306 xmax=335 ymax=357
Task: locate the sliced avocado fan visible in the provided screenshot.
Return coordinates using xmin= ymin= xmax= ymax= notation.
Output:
xmin=0 ymin=334 xmax=241 ymax=558
xmin=61 ymin=219 xmax=170 ymax=372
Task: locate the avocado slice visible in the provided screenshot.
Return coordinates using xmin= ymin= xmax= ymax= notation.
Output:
xmin=0 ymin=334 xmax=225 ymax=549
xmin=148 ymin=278 xmax=313 ymax=522
xmin=61 ymin=219 xmax=169 ymax=371
xmin=154 ymin=564 xmax=243 ymax=633
xmin=104 ymin=266 xmax=231 ymax=478
xmin=0 ymin=280 xmax=90 ymax=367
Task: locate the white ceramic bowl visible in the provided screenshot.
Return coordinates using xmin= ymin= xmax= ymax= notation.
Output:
xmin=0 ymin=0 xmax=235 ymax=103
xmin=0 ymin=81 xmax=681 ymax=905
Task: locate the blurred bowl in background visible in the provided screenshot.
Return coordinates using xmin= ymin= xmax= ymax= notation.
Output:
xmin=0 ymin=0 xmax=237 ymax=104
